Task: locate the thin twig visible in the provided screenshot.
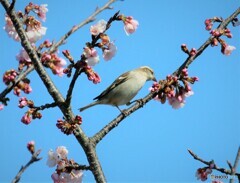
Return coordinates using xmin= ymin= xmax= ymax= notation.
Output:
xmin=91 ymin=7 xmax=240 ymax=145
xmin=49 ymin=0 xmax=117 ymax=53
xmin=65 ymin=68 xmax=83 ymax=106
xmin=65 ymin=164 xmax=91 ymax=171
xmin=188 ymin=149 xmax=240 ymax=180
xmin=33 ymin=102 xmax=57 ymax=111
xmin=12 ymin=150 xmax=42 ymax=183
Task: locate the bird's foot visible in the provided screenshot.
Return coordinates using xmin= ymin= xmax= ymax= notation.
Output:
xmin=116 ymin=106 xmax=129 ymax=116
xmin=127 ymin=99 xmax=145 ymax=108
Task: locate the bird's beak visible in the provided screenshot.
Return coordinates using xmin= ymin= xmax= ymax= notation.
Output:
xmin=152 ymin=77 xmax=157 ymax=82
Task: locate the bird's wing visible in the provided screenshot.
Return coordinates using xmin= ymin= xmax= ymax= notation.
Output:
xmin=93 ymin=71 xmax=132 ymax=100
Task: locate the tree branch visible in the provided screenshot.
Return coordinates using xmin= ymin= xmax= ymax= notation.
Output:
xmin=48 ymin=0 xmax=118 ymax=53
xmin=0 ymin=0 xmax=117 ymax=103
xmin=33 ymin=102 xmax=57 ymax=111
xmin=230 ymin=147 xmax=240 ymax=183
xmin=188 ymin=149 xmax=240 ymax=180
xmin=92 ymin=7 xmax=240 ymax=145
xmin=1 ymin=1 xmax=118 ymax=182
xmin=12 ymin=150 xmax=42 ymax=183
xmin=65 ymin=68 xmax=83 ymax=106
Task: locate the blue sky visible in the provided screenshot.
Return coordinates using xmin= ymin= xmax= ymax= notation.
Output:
xmin=0 ymin=0 xmax=239 ymax=182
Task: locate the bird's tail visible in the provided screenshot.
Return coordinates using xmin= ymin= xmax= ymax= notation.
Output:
xmin=79 ymin=101 xmax=99 ymax=112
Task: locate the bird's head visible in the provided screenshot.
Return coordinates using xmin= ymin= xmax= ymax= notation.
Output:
xmin=140 ymin=66 xmax=157 ymax=82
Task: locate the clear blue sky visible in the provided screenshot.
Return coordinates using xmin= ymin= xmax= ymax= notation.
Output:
xmin=0 ymin=0 xmax=239 ymax=182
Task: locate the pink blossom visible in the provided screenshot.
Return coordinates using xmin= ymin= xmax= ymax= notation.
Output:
xmin=149 ymin=82 xmax=160 ymax=92
xmin=103 ymin=42 xmax=117 ymax=61
xmin=3 ymin=69 xmax=18 ymax=85
xmin=21 ymin=113 xmax=32 ymax=125
xmin=23 ymin=83 xmax=32 ymax=94
xmin=167 ymin=90 xmax=194 ymax=109
xmin=51 ymin=170 xmax=83 ymax=183
xmin=26 ymin=26 xmax=47 ymax=43
xmin=47 ymin=150 xmax=61 ymax=167
xmin=16 ymin=48 xmax=31 ymax=63
xmin=222 ymin=45 xmax=236 ymax=56
xmin=90 ymin=19 xmax=107 ymax=36
xmin=57 ymin=160 xmax=66 ymax=170
xmin=54 ymin=58 xmax=67 ymax=76
xmin=38 ymin=4 xmax=48 ymax=22
xmin=3 ymin=15 xmax=20 ymax=41
xmin=27 ymin=140 xmax=35 ymax=154
xmin=83 ymin=47 xmax=100 ymax=66
xmin=18 ymin=97 xmax=28 ymax=108
xmin=0 ymin=104 xmax=4 ymax=111
xmin=123 ymin=16 xmax=139 ymax=35
xmin=195 ymin=167 xmax=213 ymax=181
xmin=56 ymin=146 xmax=68 ymax=159
xmin=41 ymin=53 xmax=66 ymax=76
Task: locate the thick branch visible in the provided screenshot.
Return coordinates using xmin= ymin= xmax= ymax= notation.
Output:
xmin=1 ymin=1 xmax=118 ymax=182
xmin=12 ymin=150 xmax=42 ymax=183
xmin=92 ymin=7 xmax=240 ymax=145
xmin=188 ymin=149 xmax=240 ymax=180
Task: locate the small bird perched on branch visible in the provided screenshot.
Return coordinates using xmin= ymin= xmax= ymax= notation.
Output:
xmin=79 ymin=66 xmax=156 ymax=112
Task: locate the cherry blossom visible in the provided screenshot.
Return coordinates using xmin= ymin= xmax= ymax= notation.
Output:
xmin=51 ymin=170 xmax=83 ymax=183
xmin=90 ymin=19 xmax=107 ymax=36
xmin=83 ymin=47 xmax=100 ymax=66
xmin=21 ymin=113 xmax=32 ymax=124
xmin=0 ymin=104 xmax=4 ymax=111
xmin=3 ymin=15 xmax=20 ymax=41
xmin=103 ymin=42 xmax=117 ymax=61
xmin=123 ymin=16 xmax=139 ymax=35
xmin=37 ymin=4 xmax=48 ymax=22
xmin=41 ymin=53 xmax=67 ymax=76
xmin=26 ymin=26 xmax=47 ymax=43
xmin=167 ymin=90 xmax=194 ymax=109
xmin=18 ymin=97 xmax=28 ymax=108
xmin=27 ymin=141 xmax=35 ymax=154
xmin=3 ymin=69 xmax=18 ymax=85
xmin=221 ymin=44 xmax=236 ymax=56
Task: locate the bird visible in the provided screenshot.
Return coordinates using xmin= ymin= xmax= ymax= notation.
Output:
xmin=79 ymin=66 xmax=156 ymax=112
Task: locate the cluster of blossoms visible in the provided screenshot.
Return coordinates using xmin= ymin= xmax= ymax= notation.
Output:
xmin=3 ymin=70 xmax=32 ymax=96
xmin=56 ymin=115 xmax=82 ymax=135
xmin=150 ymin=68 xmax=198 ymax=109
xmin=13 ymin=78 xmax=32 ymax=96
xmin=41 ymin=52 xmax=67 ymax=76
xmin=18 ymin=97 xmax=42 ymax=125
xmin=16 ymin=48 xmax=32 ymax=71
xmin=60 ymin=12 xmax=138 ymax=87
xmin=4 ymin=2 xmax=47 ymax=43
xmin=204 ymin=17 xmax=236 ymax=56
xmin=3 ymin=69 xmax=18 ymax=85
xmin=21 ymin=108 xmax=42 ymax=125
xmin=47 ymin=146 xmax=83 ymax=183
xmin=195 ymin=162 xmax=215 ymax=181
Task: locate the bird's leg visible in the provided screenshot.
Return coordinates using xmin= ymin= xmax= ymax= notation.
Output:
xmin=115 ymin=106 xmax=128 ymax=116
xmin=126 ymin=98 xmax=144 ymax=107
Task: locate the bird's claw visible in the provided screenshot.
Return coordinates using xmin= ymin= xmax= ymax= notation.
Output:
xmin=127 ymin=99 xmax=144 ymax=107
